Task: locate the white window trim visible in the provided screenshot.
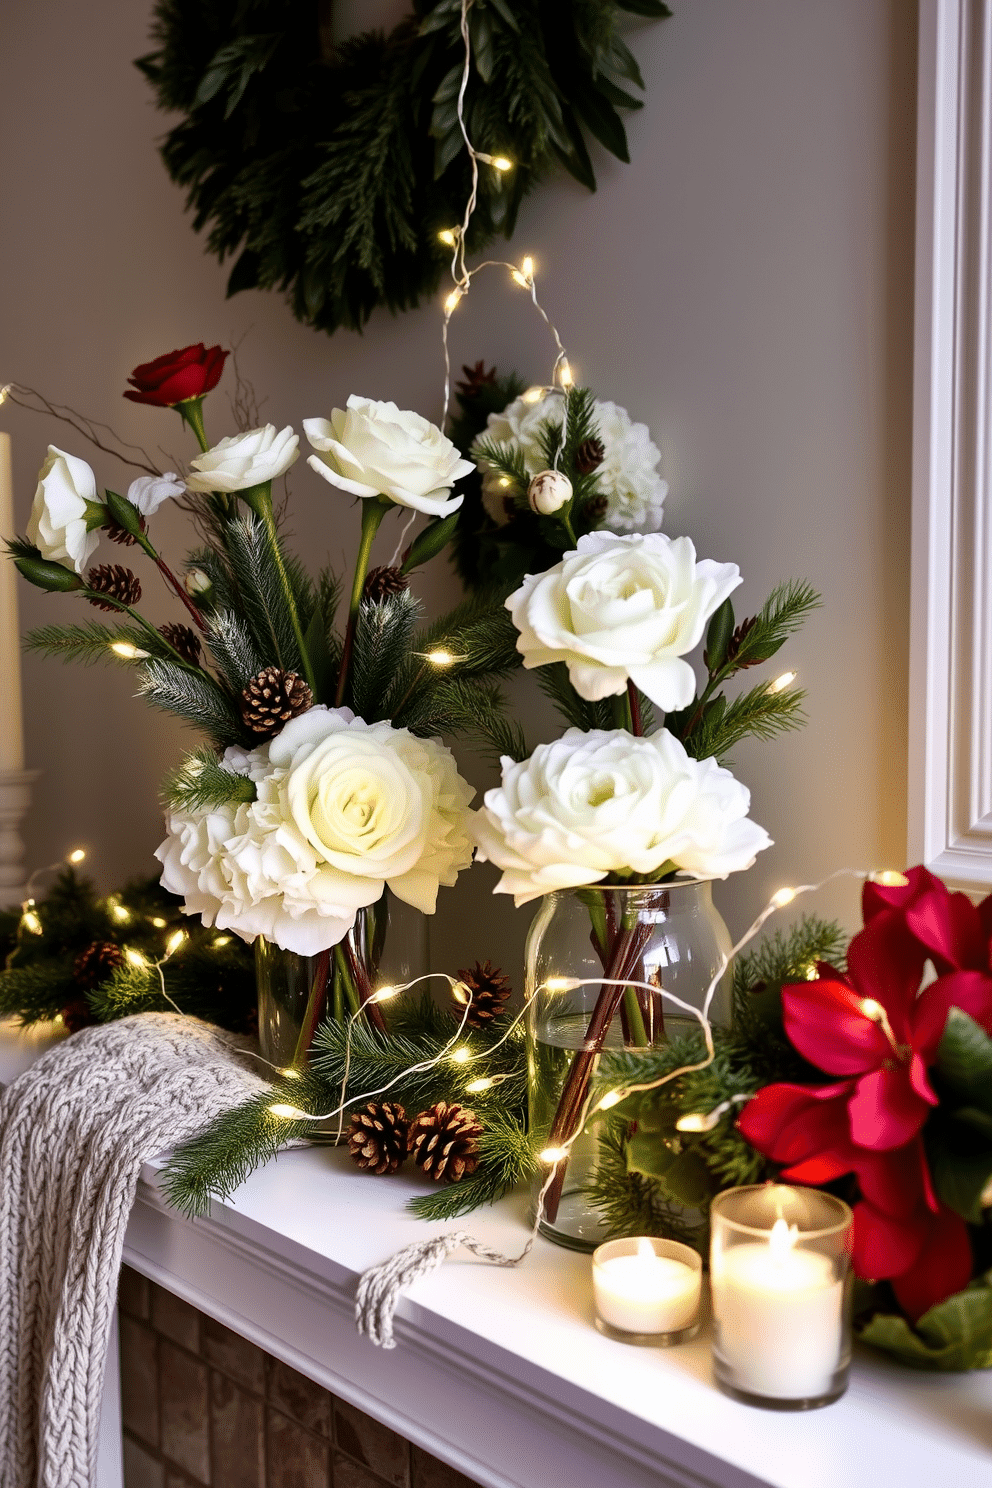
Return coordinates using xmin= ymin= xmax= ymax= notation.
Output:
xmin=910 ymin=0 xmax=992 ymax=886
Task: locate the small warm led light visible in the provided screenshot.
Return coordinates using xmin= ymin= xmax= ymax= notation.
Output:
xmin=68 ymin=848 xmax=86 ymax=865
xmin=498 ymin=476 xmax=511 ymax=488
xmin=212 ymin=935 xmax=232 ymax=948
xmin=675 ymin=1112 xmax=715 ymax=1133
xmin=21 ymin=910 xmax=43 ymax=935
xmin=372 ymin=984 xmax=400 ymax=1003
xmin=451 ymin=980 xmax=471 ymax=1005
xmin=521 ymin=255 xmax=534 ymax=278
xmin=767 ymin=670 xmax=797 ymax=695
xmin=444 ymin=288 xmax=463 ymax=313
xmin=540 ymin=1145 xmax=569 ymax=1164
xmin=521 ymin=385 xmax=544 ymax=405
xmin=510 ymin=269 xmax=530 ymax=288
xmin=466 ymin=1077 xmax=494 ymax=1093
xmin=428 ymin=648 xmax=455 ymax=667
xmin=450 ymin=1047 xmax=472 ymax=1065
xmin=597 ymin=1090 xmax=624 ymax=1111
xmin=125 ymin=949 xmax=148 ymax=969
xmin=109 ymin=641 xmax=149 ymax=660
xmin=490 ymin=155 xmax=513 ymax=172
xmin=770 ymin=887 xmax=797 ymax=908
xmin=151 ymin=916 xmax=167 ymax=928
xmin=805 ymin=962 xmax=820 ymax=981
xmin=112 ymin=905 xmax=131 ymax=923
xmin=558 ymin=360 xmax=573 ymax=388
xmin=438 ymin=228 xmax=457 ymax=246
xmin=544 ymin=976 xmax=580 ymax=992
xmin=0 ymin=385 xmax=10 ymax=406
xmin=870 ymin=869 xmax=910 ymax=888
xmin=269 ymin=1102 xmax=310 ymax=1120
xmin=860 ymin=998 xmax=884 ymax=1022
xmin=166 ymin=930 xmax=187 ymax=956
xmin=279 ymin=1067 xmax=302 ymax=1080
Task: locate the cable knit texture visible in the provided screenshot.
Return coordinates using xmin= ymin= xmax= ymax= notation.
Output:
xmin=0 ymin=1013 xmax=265 ymax=1488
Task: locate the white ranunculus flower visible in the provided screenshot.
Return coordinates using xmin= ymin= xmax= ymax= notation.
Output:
xmin=155 ymin=710 xmax=475 ymax=956
xmin=473 ymin=727 xmax=772 ymax=906
xmin=474 ymin=392 xmax=668 ymax=534
xmin=184 ymin=425 xmax=299 ymax=493
xmin=304 ymin=396 xmax=473 ymax=517
xmin=26 ymin=446 xmax=101 ymax=573
xmin=507 ymin=531 xmax=741 ymax=712
xmin=126 ymin=470 xmax=185 ymax=516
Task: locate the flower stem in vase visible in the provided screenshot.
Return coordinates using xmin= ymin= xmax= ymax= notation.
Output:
xmin=335 ymin=499 xmax=388 ymax=707
xmin=291 ymin=948 xmax=332 ymax=1066
xmin=541 ymin=904 xmax=654 ymax=1224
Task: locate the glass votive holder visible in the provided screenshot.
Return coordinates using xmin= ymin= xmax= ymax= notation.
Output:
xmin=592 ymin=1236 xmax=702 ymax=1346
xmin=710 ymin=1184 xmax=853 ymax=1410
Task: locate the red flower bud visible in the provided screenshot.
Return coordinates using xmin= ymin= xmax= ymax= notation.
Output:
xmin=124 ymin=342 xmax=228 ymax=408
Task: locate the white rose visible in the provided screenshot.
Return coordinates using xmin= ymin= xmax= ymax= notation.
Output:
xmin=304 ymin=396 xmax=473 ymax=517
xmin=185 ymin=425 xmax=299 ymax=493
xmin=155 ymin=711 xmax=475 ymax=955
xmin=474 ymin=393 xmax=667 ymax=534
xmin=26 ymin=445 xmax=101 ymax=573
xmin=126 ymin=470 xmax=185 ymax=516
xmin=507 ymin=531 xmax=741 ymax=712
xmin=472 ymin=727 xmax=772 ymax=905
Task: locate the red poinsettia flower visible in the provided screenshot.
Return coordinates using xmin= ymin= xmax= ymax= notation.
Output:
xmin=124 ymin=343 xmax=228 ymax=408
xmin=739 ymin=1085 xmax=972 ymax=1318
xmin=780 ymin=908 xmax=992 ymax=1149
xmin=863 ymin=863 xmax=992 ymax=975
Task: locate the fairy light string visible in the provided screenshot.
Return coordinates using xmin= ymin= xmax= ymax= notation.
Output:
xmin=438 ymin=0 xmax=572 ymax=471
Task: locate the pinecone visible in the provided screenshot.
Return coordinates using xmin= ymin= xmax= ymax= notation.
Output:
xmin=73 ymin=940 xmax=124 ymax=990
xmin=725 ymin=615 xmax=761 ymax=669
xmin=239 ymin=667 xmax=313 ymax=737
xmin=85 ymin=564 xmax=142 ymax=611
xmin=105 ymin=517 xmax=144 ymax=547
xmin=575 ymin=437 xmax=605 ymax=475
xmin=583 ymin=494 xmax=609 ymax=524
xmin=455 ymin=360 xmax=498 ymax=401
xmin=60 ymin=998 xmax=96 ymax=1035
xmin=408 ymin=1102 xmax=482 ymax=1183
xmin=455 ymin=960 xmax=511 ymax=1029
xmin=159 ymin=622 xmax=202 ymax=666
xmin=347 ymin=1102 xmax=410 ymax=1175
xmin=363 ymin=566 xmax=410 ymax=604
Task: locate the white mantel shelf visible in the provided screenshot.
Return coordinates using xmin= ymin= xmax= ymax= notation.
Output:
xmin=2 ymin=1022 xmax=991 ymax=1488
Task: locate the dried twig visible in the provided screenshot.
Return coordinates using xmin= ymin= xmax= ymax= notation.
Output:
xmin=2 ymin=384 xmax=160 ymax=475
xmin=227 ymin=332 xmax=266 ymax=433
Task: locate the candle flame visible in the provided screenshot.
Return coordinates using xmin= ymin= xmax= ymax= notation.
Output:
xmin=769 ymin=1216 xmax=799 ymax=1259
xmin=636 ymin=1238 xmax=656 ymax=1261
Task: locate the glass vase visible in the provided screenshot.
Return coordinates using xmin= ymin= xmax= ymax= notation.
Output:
xmin=526 ymin=881 xmax=733 ymax=1252
xmin=256 ymin=890 xmax=428 ymax=1069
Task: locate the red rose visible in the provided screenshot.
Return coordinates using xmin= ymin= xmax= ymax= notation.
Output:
xmin=124 ymin=343 xmax=228 ymax=408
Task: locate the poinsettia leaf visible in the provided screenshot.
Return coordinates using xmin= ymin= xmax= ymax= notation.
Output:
xmin=927 ymin=1121 xmax=992 ymax=1221
xmin=858 ymin=1271 xmax=992 ymax=1371
xmin=625 ymin=1130 xmax=677 ymax=1179
xmin=657 ymin=1150 xmax=714 ymax=1207
xmin=936 ymin=1007 xmax=992 ymax=1114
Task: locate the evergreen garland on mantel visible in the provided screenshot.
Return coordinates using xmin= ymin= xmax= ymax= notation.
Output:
xmin=137 ymin=0 xmax=670 ymax=334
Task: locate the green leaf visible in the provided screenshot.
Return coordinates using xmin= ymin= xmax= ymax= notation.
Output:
xmin=617 ymin=0 xmax=672 ymax=14
xmin=858 ymin=1273 xmax=992 ymax=1371
xmin=401 ymin=511 xmax=461 ymax=573
xmin=704 ymin=599 xmax=735 ymax=672
xmin=15 ymin=557 xmax=83 ymax=593
xmin=936 ymin=1008 xmax=992 ymax=1113
xmin=658 ymin=1150 xmax=714 ymax=1207
xmin=104 ymin=489 xmax=144 ymax=538
xmin=626 ymin=1130 xmax=679 ymax=1180
xmin=570 ymin=86 xmax=630 ymax=163
xmin=302 ymin=604 xmax=335 ymax=707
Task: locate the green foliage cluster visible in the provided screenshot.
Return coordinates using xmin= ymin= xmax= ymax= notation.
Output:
xmin=0 ymin=868 xmax=255 ymax=1032
xmin=137 ymin=0 xmax=669 ymax=334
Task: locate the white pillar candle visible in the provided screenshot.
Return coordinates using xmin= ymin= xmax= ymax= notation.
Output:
xmin=711 ymin=1218 xmax=844 ymax=1399
xmin=0 ymin=432 xmax=25 ymax=772
xmin=593 ymin=1237 xmax=701 ymax=1337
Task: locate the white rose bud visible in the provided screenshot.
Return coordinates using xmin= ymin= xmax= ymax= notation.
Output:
xmin=126 ymin=471 xmax=186 ymax=516
xmin=527 ymin=469 xmax=573 ymax=516
xmin=304 ymin=396 xmax=473 ymax=518
xmin=185 ymin=568 xmax=212 ymax=597
xmin=185 ymin=425 xmax=299 ymax=493
xmin=26 ymin=445 xmax=102 ymax=573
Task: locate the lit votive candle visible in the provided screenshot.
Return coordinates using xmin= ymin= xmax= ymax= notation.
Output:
xmin=593 ymin=1236 xmax=702 ymax=1346
xmin=710 ymin=1185 xmax=853 ymax=1409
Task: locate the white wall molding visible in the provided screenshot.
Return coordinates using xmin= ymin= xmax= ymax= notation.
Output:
xmin=910 ymin=0 xmax=992 ymax=886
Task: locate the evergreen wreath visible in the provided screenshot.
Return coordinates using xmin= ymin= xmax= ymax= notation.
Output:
xmin=137 ymin=0 xmax=670 ymax=334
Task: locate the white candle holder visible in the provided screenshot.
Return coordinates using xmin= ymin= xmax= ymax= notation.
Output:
xmin=592 ymin=1236 xmax=702 ymax=1346
xmin=710 ymin=1184 xmax=853 ymax=1410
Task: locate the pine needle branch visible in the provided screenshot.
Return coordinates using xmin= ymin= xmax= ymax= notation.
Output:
xmin=408 ymin=1110 xmax=538 ymax=1220
xmin=162 ymin=747 xmax=257 ymax=814
xmin=25 ymin=621 xmax=172 ymax=667
xmin=204 ymin=610 xmax=267 ymax=692
xmin=138 ymin=658 xmax=246 ymax=748
xmin=688 ymin=682 xmax=808 ymax=762
xmin=728 ymin=580 xmax=820 ymax=671
xmin=536 ymin=662 xmax=617 ymax=733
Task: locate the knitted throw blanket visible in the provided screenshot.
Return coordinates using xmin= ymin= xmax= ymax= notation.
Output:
xmin=0 ymin=1013 xmax=265 ymax=1488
